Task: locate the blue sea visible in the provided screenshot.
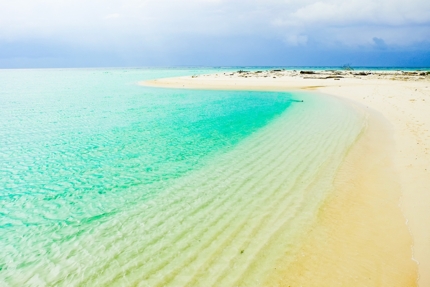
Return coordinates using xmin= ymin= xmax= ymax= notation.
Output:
xmin=0 ymin=68 xmax=366 ymax=286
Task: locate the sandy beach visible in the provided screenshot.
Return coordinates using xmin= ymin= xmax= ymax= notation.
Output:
xmin=142 ymin=70 xmax=430 ymax=286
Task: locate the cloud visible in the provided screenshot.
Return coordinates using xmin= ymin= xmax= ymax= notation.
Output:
xmin=275 ymin=0 xmax=430 ymax=26
xmin=104 ymin=13 xmax=121 ymax=20
xmin=272 ymin=0 xmax=430 ymax=47
xmin=285 ymin=34 xmax=308 ymax=46
xmin=0 ymin=0 xmax=428 ymax=67
xmin=0 ymin=0 xmax=428 ymax=45
xmin=373 ymin=37 xmax=387 ymax=50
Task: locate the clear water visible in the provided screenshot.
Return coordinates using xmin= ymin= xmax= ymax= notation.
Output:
xmin=0 ymin=68 xmax=291 ymax=224
xmin=0 ymin=68 xmax=365 ymax=286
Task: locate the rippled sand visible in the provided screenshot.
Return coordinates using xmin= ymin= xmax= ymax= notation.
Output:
xmin=3 ymin=91 xmax=374 ymax=285
xmin=268 ymin=105 xmax=417 ymax=286
xmin=144 ymin=72 xmax=424 ymax=286
xmin=2 ymin=67 xmax=423 ymax=286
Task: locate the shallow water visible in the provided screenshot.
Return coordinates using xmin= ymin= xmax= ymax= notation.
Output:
xmin=0 ymin=68 xmax=365 ymax=286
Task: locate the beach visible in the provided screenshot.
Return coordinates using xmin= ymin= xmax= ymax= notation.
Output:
xmin=1 ymin=68 xmax=372 ymax=286
xmin=2 ymin=0 xmax=429 ymax=285
xmin=1 ymin=68 xmax=428 ymax=286
xmin=143 ymin=69 xmax=430 ymax=286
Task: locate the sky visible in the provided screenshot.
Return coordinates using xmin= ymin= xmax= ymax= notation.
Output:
xmin=0 ymin=0 xmax=429 ymax=68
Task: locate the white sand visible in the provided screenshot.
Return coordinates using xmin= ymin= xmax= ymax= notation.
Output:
xmin=142 ymin=70 xmax=430 ymax=286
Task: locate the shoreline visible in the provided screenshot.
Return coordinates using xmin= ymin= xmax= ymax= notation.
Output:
xmin=266 ymin=94 xmax=417 ymax=286
xmin=141 ymin=70 xmax=430 ymax=286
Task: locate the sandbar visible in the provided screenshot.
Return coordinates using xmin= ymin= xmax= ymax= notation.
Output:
xmin=141 ymin=69 xmax=430 ymax=286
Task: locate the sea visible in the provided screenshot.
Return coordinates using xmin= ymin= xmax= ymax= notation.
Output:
xmin=0 ymin=67 xmax=366 ymax=286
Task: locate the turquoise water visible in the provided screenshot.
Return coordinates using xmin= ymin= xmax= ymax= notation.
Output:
xmin=0 ymin=68 xmax=292 ymax=279
xmin=0 ymin=68 xmax=365 ymax=286
xmin=0 ymin=68 xmax=290 ymax=225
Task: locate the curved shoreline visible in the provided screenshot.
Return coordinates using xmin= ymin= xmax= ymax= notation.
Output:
xmin=141 ymin=71 xmax=430 ymax=286
xmin=267 ymin=98 xmax=417 ymax=286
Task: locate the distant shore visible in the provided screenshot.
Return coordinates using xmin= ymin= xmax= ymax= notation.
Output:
xmin=142 ymin=68 xmax=429 ymax=91
xmin=142 ymin=69 xmax=430 ymax=286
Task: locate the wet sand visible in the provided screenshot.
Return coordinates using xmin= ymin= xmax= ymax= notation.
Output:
xmin=142 ymin=69 xmax=430 ymax=286
xmin=267 ymin=105 xmax=417 ymax=286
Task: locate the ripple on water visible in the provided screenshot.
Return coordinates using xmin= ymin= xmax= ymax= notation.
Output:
xmin=0 ymin=69 xmax=365 ymax=286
